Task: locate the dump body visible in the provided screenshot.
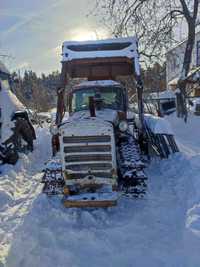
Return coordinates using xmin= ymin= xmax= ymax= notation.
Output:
xmin=61 ymin=37 xmax=140 ymax=81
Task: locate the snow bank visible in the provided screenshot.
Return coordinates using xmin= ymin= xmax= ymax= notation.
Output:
xmin=0 ymin=126 xmax=51 ymax=265
xmin=166 ymin=113 xmax=200 ymax=265
xmin=0 ymin=81 xmax=25 ymax=142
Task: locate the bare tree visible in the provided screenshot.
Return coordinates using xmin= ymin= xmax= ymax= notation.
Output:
xmin=176 ymin=0 xmax=199 ymax=121
xmin=93 ymin=0 xmax=200 ymax=120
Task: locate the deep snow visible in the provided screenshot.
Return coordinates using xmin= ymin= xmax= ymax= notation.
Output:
xmin=0 ymin=80 xmax=25 ymax=142
xmin=0 ymin=113 xmax=200 ymax=267
xmin=0 ymin=127 xmax=51 ymax=265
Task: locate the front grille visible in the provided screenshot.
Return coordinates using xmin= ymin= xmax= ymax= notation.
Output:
xmin=65 ymin=154 xmax=112 ymax=163
xmin=66 ymin=163 xmax=112 ymax=172
xmin=63 ymin=135 xmax=113 ymax=179
xmin=64 ymin=145 xmax=111 ymax=153
xmin=65 ymin=172 xmax=111 ymax=179
xmin=63 ymin=135 xmax=111 ymax=143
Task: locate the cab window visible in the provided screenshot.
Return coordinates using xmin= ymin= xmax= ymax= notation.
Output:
xmin=71 ymin=86 xmax=125 ymax=112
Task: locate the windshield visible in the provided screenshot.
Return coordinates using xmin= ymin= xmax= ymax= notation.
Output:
xmin=71 ymin=86 xmax=125 ymax=112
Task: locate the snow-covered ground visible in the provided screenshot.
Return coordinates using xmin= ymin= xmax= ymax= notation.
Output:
xmin=0 ymin=114 xmax=200 ymax=267
xmin=0 ymin=127 xmax=51 ymax=266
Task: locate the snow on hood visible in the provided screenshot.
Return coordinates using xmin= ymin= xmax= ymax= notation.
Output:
xmin=144 ymin=114 xmax=173 ymax=135
xmin=0 ymin=81 xmax=25 ymax=142
xmin=61 ymin=109 xmax=118 ymax=126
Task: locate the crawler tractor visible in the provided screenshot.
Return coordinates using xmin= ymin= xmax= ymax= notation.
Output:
xmin=42 ymin=37 xmax=178 ymax=207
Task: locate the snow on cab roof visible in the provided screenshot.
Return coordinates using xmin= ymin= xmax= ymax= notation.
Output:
xmin=62 ymin=36 xmax=138 ymax=62
xmin=0 ymin=60 xmax=10 ymax=74
xmin=74 ymin=80 xmax=121 ymax=89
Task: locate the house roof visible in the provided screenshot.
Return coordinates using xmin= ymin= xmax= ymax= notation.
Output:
xmin=166 ymin=30 xmax=200 ymax=54
xmin=148 ymin=90 xmax=175 ymax=99
xmin=168 ymin=66 xmax=200 ymax=86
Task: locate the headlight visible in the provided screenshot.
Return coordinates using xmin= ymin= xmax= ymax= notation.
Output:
xmin=119 ymin=120 xmax=128 ymax=132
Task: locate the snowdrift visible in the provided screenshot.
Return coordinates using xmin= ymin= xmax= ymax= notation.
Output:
xmin=0 ymin=81 xmax=25 ymax=142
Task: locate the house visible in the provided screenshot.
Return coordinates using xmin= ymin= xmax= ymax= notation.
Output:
xmin=166 ymin=31 xmax=200 ymax=96
xmin=145 ymin=90 xmax=176 ymax=116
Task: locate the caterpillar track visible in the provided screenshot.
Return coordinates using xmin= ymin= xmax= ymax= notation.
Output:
xmin=117 ymin=132 xmax=147 ymax=198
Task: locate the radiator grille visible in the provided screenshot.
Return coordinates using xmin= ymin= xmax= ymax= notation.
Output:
xmin=63 ymin=135 xmax=111 ymax=143
xmin=65 ymin=163 xmax=112 ymax=172
xmin=63 ymin=135 xmax=113 ymax=179
xmin=64 ymin=145 xmax=111 ymax=153
xmin=65 ymin=154 xmax=112 ymax=163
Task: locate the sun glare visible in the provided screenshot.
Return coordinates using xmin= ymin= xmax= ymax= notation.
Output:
xmin=71 ymin=30 xmax=98 ymax=41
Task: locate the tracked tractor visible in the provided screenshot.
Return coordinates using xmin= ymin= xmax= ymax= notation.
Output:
xmin=42 ymin=37 xmax=178 ymax=208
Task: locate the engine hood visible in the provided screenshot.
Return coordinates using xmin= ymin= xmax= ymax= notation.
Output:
xmin=61 ymin=109 xmax=119 ymax=126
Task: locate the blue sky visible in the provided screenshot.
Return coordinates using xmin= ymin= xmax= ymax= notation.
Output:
xmin=0 ymin=0 xmax=107 ymax=74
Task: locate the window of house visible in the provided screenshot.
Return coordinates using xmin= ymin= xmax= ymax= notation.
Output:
xmin=196 ymin=40 xmax=200 ymax=66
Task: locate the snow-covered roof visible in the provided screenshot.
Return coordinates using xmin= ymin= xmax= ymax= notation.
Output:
xmin=148 ymin=90 xmax=175 ymax=100
xmin=168 ymin=66 xmax=200 ymax=86
xmin=74 ymin=80 xmax=121 ymax=89
xmin=167 ymin=30 xmax=200 ymax=54
xmin=0 ymin=61 xmax=10 ymax=75
xmin=62 ymin=37 xmax=138 ymax=62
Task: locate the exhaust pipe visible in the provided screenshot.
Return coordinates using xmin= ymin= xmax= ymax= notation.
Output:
xmin=89 ymin=96 xmax=96 ymax=117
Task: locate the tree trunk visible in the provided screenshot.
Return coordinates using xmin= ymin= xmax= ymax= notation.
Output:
xmin=177 ymin=20 xmax=196 ymax=122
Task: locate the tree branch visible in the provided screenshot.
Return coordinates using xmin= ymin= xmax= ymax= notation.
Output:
xmin=179 ymin=0 xmax=191 ymax=21
xmin=193 ymin=0 xmax=199 ymax=20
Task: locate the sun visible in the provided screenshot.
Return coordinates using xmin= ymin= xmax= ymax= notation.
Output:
xmin=71 ymin=30 xmax=97 ymax=41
